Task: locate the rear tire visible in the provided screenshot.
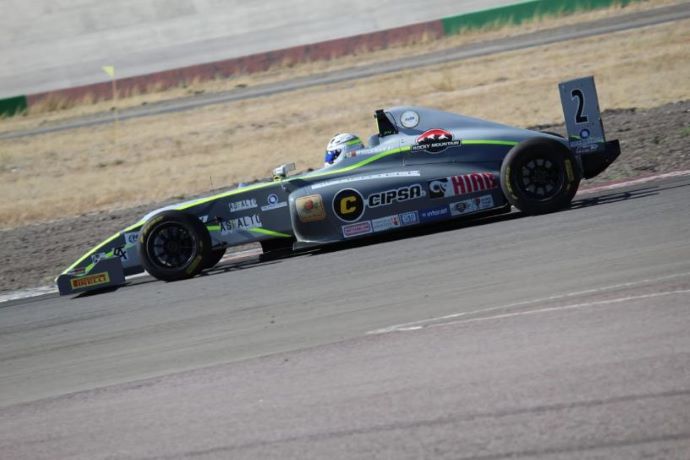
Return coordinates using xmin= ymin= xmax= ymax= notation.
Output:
xmin=500 ymin=137 xmax=581 ymax=215
xmin=138 ymin=211 xmax=211 ymax=281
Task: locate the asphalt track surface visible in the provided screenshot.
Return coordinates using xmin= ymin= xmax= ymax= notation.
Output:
xmin=2 ymin=2 xmax=689 ymax=141
xmin=1 ymin=174 xmax=689 ymax=459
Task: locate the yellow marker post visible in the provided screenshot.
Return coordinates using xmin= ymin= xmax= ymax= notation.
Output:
xmin=102 ymin=65 xmax=119 ymax=143
xmin=102 ymin=65 xmax=118 ymax=122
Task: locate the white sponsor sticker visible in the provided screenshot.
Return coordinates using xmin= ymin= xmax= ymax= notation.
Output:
xmin=342 ymin=221 xmax=373 ymax=238
xmin=311 ymin=171 xmax=420 ymax=190
xmin=220 ymin=215 xmax=262 ymax=234
xmin=449 ymin=195 xmax=494 ymax=216
xmin=229 ymin=199 xmax=258 ymax=212
xmin=400 ymin=110 xmax=420 ymax=128
xmin=124 ymin=232 xmax=139 ymax=245
xmin=372 ymin=215 xmax=401 ymax=232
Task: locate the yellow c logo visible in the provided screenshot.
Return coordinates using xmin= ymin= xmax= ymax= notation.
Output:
xmin=341 ymin=196 xmax=357 ymax=214
xmin=333 ymin=189 xmax=364 ymax=222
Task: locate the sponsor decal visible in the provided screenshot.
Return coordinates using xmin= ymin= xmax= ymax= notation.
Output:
xmin=261 ymin=193 xmax=288 ymax=211
xmin=296 ymin=195 xmax=326 ymax=222
xmin=311 ymin=171 xmax=420 ymax=190
xmin=70 ymin=272 xmax=111 ymax=290
xmin=229 ymin=198 xmax=257 ymax=212
xmin=400 ymin=110 xmax=420 ymax=128
xmin=342 ymin=221 xmax=373 ymax=238
xmin=372 ymin=215 xmax=401 ymax=232
xmin=333 ymin=189 xmax=365 ymax=222
xmin=372 ymin=211 xmax=420 ymax=233
xmin=399 ymin=211 xmax=419 ymax=226
xmin=367 ymin=184 xmax=425 ymax=208
xmin=113 ymin=246 xmax=128 ymax=261
xmin=428 ymin=173 xmax=498 ymax=198
xmin=412 ymin=128 xmax=461 ymax=153
xmin=124 ymin=232 xmax=139 ymax=245
xmin=220 ymin=215 xmax=262 ymax=234
xmin=420 ymin=206 xmax=450 ymax=223
xmin=450 ymin=194 xmax=495 ymax=217
xmin=90 ymin=252 xmax=106 ymax=265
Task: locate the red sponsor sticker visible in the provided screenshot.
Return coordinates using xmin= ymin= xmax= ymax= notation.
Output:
xmin=416 ymin=128 xmax=453 ymax=144
xmin=450 ymin=173 xmax=497 ymax=196
xmin=342 ymin=221 xmax=373 ymax=238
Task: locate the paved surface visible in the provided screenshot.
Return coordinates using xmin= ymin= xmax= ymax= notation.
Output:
xmin=0 ymin=0 xmax=517 ymax=98
xmin=1 ymin=175 xmax=689 ymax=459
xmin=3 ymin=3 xmax=688 ymax=141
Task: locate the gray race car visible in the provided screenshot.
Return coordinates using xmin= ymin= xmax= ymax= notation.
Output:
xmin=57 ymin=76 xmax=620 ymax=296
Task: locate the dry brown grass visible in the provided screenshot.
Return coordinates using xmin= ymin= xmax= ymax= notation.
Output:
xmin=0 ymin=11 xmax=688 ymax=229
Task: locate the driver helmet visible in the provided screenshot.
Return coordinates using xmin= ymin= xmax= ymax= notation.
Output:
xmin=324 ymin=133 xmax=364 ymax=166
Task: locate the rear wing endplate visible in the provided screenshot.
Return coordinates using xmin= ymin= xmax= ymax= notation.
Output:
xmin=559 ymin=76 xmax=620 ymax=179
xmin=559 ymin=76 xmax=606 ymax=154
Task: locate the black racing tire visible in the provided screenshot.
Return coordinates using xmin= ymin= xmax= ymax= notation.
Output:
xmin=204 ymin=248 xmax=227 ymax=270
xmin=138 ymin=210 xmax=211 ymax=282
xmin=500 ymin=137 xmax=581 ymax=215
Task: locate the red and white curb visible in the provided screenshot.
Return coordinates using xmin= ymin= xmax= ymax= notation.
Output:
xmin=2 ymin=171 xmax=689 ymax=304
xmin=577 ymin=170 xmax=690 ymax=195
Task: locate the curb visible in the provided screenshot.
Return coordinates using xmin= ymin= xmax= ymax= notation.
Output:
xmin=1 ymin=0 xmax=640 ymax=117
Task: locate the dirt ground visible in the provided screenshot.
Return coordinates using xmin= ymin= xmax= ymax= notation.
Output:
xmin=1 ymin=99 xmax=688 ymax=293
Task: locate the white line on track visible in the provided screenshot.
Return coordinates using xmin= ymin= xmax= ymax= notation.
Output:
xmin=367 ymin=271 xmax=690 ymax=334
xmin=386 ymin=289 xmax=690 ymax=333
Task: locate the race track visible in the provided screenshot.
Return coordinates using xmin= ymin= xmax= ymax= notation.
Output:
xmin=1 ymin=174 xmax=689 ymax=459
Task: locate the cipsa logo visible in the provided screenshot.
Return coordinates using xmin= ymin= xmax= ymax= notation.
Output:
xmin=367 ymin=184 xmax=424 ymax=207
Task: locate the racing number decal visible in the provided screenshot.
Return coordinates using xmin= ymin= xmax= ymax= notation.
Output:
xmin=571 ymin=89 xmax=588 ymax=124
xmin=333 ymin=189 xmax=364 ymax=222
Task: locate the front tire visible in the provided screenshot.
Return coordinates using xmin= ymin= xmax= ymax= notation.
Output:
xmin=138 ymin=210 xmax=211 ymax=281
xmin=500 ymin=137 xmax=581 ymax=215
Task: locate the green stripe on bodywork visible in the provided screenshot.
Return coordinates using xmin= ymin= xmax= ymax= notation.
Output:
xmin=441 ymin=0 xmax=640 ymax=35
xmin=178 ymin=146 xmax=411 ymax=210
xmin=249 ymin=228 xmax=292 ymax=238
xmin=63 ymin=139 xmax=518 ymax=275
xmin=463 ymin=140 xmax=518 ymax=146
xmin=62 ymin=232 xmax=121 ymax=274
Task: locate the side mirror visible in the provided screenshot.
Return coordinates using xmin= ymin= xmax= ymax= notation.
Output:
xmin=272 ymin=163 xmax=296 ymax=180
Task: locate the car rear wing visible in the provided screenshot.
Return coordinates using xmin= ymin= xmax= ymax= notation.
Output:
xmin=559 ymin=76 xmax=620 ymax=179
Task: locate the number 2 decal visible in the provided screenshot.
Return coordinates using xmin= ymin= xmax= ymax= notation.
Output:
xmin=571 ymin=89 xmax=588 ymax=124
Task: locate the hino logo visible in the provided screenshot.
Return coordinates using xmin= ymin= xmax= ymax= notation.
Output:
xmin=367 ymin=184 xmax=424 ymax=208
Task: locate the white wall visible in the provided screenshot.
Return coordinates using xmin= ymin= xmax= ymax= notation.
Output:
xmin=0 ymin=0 xmax=517 ymax=97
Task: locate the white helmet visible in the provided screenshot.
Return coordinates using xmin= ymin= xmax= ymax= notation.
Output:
xmin=324 ymin=133 xmax=364 ymax=166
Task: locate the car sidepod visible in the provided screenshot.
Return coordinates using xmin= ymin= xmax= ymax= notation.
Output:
xmin=289 ymin=164 xmax=508 ymax=245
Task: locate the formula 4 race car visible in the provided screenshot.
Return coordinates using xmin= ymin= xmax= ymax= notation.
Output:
xmin=57 ymin=76 xmax=620 ymax=295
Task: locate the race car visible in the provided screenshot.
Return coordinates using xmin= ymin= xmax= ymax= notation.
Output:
xmin=57 ymin=76 xmax=620 ymax=296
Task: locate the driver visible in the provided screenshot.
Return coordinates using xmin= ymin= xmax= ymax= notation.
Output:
xmin=324 ymin=133 xmax=364 ymax=166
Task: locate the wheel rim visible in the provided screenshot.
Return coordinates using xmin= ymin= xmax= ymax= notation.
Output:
xmin=146 ymin=223 xmax=197 ymax=270
xmin=517 ymin=156 xmax=564 ymax=200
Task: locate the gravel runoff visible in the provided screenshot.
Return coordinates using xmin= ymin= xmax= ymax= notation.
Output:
xmin=1 ymin=100 xmax=688 ymax=294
